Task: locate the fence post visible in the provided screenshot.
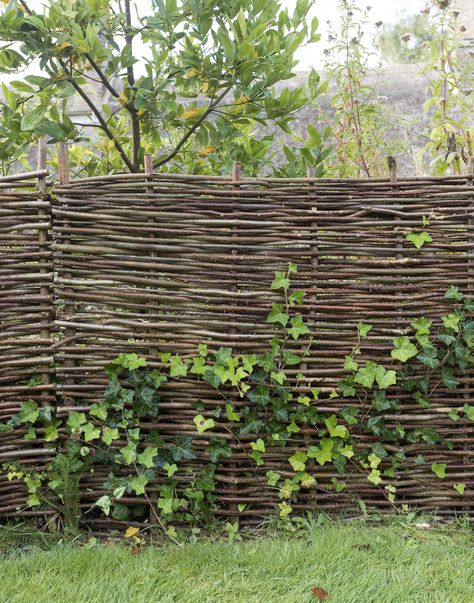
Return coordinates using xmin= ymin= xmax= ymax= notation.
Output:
xmin=36 ymin=137 xmax=53 ymax=406
xmin=57 ymin=143 xmax=74 ymax=407
xmin=463 ymin=158 xmax=474 ymax=510
xmin=144 ymin=153 xmax=156 ymax=357
xmin=228 ymin=160 xmax=241 ymax=519
xmin=302 ymin=166 xmax=318 ymax=510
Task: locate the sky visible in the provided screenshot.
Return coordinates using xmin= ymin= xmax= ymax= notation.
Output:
xmin=0 ymin=0 xmax=428 ymax=82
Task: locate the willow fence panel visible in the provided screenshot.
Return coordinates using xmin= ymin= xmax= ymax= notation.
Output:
xmin=0 ymin=168 xmax=55 ymax=515
xmin=1 ymin=163 xmax=474 ymax=526
xmin=51 ymin=170 xmax=474 ymax=528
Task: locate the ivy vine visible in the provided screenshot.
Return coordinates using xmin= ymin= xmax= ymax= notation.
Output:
xmin=2 ymin=266 xmax=473 ymax=538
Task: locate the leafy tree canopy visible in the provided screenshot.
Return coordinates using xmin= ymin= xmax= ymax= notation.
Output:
xmin=0 ymin=0 xmax=323 ymax=176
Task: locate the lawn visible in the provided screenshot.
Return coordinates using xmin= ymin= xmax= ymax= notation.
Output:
xmin=0 ymin=522 xmax=473 ymax=603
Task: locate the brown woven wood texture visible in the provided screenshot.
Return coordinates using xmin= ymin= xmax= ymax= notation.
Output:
xmin=49 ymin=172 xmax=474 ymax=527
xmin=0 ymin=171 xmax=54 ymax=516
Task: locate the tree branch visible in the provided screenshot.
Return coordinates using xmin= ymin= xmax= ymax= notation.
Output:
xmin=59 ymin=58 xmax=136 ymax=172
xmin=153 ymin=86 xmax=232 ymax=168
xmin=124 ymin=0 xmax=141 ymax=169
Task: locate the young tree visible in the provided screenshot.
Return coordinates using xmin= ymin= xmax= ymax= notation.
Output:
xmin=0 ymin=0 xmax=321 ymax=175
xmin=317 ymin=1 xmax=404 ymax=178
xmin=404 ymin=1 xmax=474 ymax=175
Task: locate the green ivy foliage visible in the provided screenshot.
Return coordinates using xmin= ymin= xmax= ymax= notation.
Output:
xmin=2 ymin=266 xmax=473 ymax=537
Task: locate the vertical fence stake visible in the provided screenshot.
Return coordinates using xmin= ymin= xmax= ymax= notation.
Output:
xmin=229 ymin=161 xmax=241 ymax=519
xmin=302 ymin=166 xmax=317 ymax=511
xmin=144 ymin=154 xmax=156 ymax=358
xmin=36 ymin=137 xmax=51 ymax=406
xmin=463 ymin=157 xmax=474 ymax=511
xmin=58 ymin=143 xmax=74 ymax=407
xmin=388 ymin=156 xmax=403 ymax=326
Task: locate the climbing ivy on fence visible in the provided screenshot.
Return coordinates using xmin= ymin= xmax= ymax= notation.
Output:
xmin=2 ymin=266 xmax=473 ymax=537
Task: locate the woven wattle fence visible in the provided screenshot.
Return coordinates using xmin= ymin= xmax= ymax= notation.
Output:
xmin=1 ymin=154 xmax=474 ymax=527
xmin=0 ymin=158 xmax=56 ymax=516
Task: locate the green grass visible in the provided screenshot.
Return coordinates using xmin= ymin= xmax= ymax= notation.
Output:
xmin=0 ymin=523 xmax=473 ymax=603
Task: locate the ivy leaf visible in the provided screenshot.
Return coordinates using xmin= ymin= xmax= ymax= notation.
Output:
xmin=250 ymin=438 xmax=265 ymax=453
xmin=442 ymin=313 xmax=461 ymax=333
xmin=247 ymin=385 xmax=271 ymax=406
xmin=67 ymin=411 xmax=87 ymax=431
xmin=448 ymin=408 xmax=460 ymax=421
xmin=282 ymin=350 xmax=301 ymax=365
xmin=287 ymin=315 xmax=310 ymax=340
xmin=89 ymin=401 xmax=109 ymax=421
xmin=225 ymin=403 xmax=240 ymax=422
xmin=119 ymin=442 xmax=137 ymax=465
xmin=445 ymin=286 xmax=464 ymax=301
xmin=96 ymin=495 xmax=111 ymax=516
xmin=405 ymin=231 xmax=432 ymax=249
xmin=416 ymin=346 xmax=440 ymax=369
xmin=372 ymin=390 xmax=392 ymax=412
xmin=308 ymin=438 xmax=333 ymax=466
xmin=271 ymin=271 xmax=290 ymax=290
xmin=266 ymin=470 xmax=281 ymax=486
xmin=297 ymin=395 xmax=311 ymax=407
xmin=198 ymin=343 xmax=208 ymax=356
xmin=339 ymin=406 xmax=360 ymax=425
xmin=453 ymin=483 xmax=465 ymax=495
xmin=357 ymin=322 xmax=372 ymax=338
xmin=169 ymin=356 xmax=188 ymax=377
xmin=111 ymin=353 xmax=147 ymax=370
xmin=102 ymin=427 xmax=119 ymax=446
xmin=163 ymin=463 xmax=178 ymax=477
xmin=325 ymin=415 xmax=348 ymax=439
xmin=130 ymin=475 xmax=148 ymax=495
xmin=137 ymin=447 xmax=158 ymax=469
xmin=368 ymin=453 xmax=381 ymax=469
xmin=410 ymin=317 xmax=432 ymax=336
xmin=354 ymin=361 xmax=377 ymax=389
xmin=239 ymin=418 xmax=263 ymax=435
xmin=374 ymin=365 xmax=397 ymax=389
xmin=215 ymin=346 xmax=232 ymax=365
xmin=372 ymin=442 xmax=387 ymax=459
xmin=289 ymin=289 xmax=305 ymax=306
xmin=267 ymin=303 xmax=289 ymax=327
xmin=367 ymin=469 xmax=382 ymax=485
xmin=442 ymin=366 xmax=459 ymax=390
xmin=344 ymin=355 xmax=358 ymax=372
xmin=18 ymin=400 xmax=39 ymax=424
xmin=391 ymin=336 xmax=418 ymax=363
xmin=150 ymin=370 xmax=168 ymax=388
xmin=463 ymin=405 xmax=474 ymax=421
xmin=170 ymin=436 xmax=196 ymax=461
xmin=288 ymin=450 xmax=307 ymax=472
xmin=44 ymin=424 xmax=59 ymax=442
xmin=431 ymin=463 xmax=446 ymax=479
xmin=437 ymin=332 xmax=456 ymax=345
xmin=271 ymin=370 xmax=286 ymax=385
xmin=194 ymin=414 xmax=215 ymax=433
xmin=82 ymin=423 xmax=101 ymax=442
xmin=278 ymin=502 xmax=292 ymax=517
xmin=208 ymin=437 xmax=232 ymax=463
